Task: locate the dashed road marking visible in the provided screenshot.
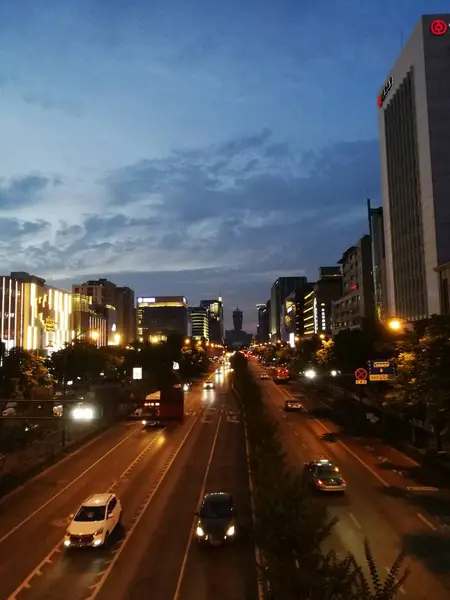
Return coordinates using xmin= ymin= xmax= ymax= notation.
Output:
xmin=348 ymin=512 xmax=362 ymax=530
xmin=417 ymin=512 xmax=436 ymax=531
xmin=407 ymin=486 xmax=439 ymax=493
xmin=6 ymin=429 xmax=166 ymax=599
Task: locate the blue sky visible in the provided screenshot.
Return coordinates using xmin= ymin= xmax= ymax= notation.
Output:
xmin=0 ymin=0 xmax=447 ymax=330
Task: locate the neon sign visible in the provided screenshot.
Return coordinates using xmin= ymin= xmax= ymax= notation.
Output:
xmin=377 ymin=76 xmax=393 ymax=108
xmin=430 ymin=19 xmax=448 ymax=36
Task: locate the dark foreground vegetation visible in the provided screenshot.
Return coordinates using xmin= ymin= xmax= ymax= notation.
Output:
xmin=231 ymin=351 xmax=409 ymax=600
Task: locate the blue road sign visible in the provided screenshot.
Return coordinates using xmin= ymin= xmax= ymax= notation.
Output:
xmin=367 ymin=360 xmax=394 ymax=381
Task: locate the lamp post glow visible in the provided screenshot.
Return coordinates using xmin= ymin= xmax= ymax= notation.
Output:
xmin=388 ymin=319 xmax=402 ymax=331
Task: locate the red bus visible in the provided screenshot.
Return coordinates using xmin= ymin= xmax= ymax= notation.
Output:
xmin=141 ymin=386 xmax=184 ymax=428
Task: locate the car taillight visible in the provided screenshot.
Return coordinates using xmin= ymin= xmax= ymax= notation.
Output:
xmin=341 ymin=479 xmax=347 ymax=485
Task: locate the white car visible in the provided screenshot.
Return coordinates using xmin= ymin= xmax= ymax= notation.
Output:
xmin=204 ymin=381 xmax=215 ymax=389
xmin=260 ymin=373 xmax=269 ymax=379
xmin=64 ymin=493 xmax=122 ymax=548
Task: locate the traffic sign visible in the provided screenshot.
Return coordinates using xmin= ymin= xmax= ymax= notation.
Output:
xmin=356 ymin=380 xmax=367 ymax=385
xmin=368 ymin=360 xmax=394 ymax=381
xmin=355 ymin=368 xmax=368 ymax=381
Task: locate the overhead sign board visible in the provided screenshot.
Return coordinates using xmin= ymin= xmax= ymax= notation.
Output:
xmin=354 ymin=368 xmax=368 ymax=381
xmin=356 ymin=380 xmax=367 ymax=385
xmin=368 ymin=360 xmax=394 ymax=381
xmin=132 ymin=367 xmax=142 ymax=380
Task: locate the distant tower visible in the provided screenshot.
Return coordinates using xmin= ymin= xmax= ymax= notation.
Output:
xmin=233 ymin=307 xmax=243 ymax=332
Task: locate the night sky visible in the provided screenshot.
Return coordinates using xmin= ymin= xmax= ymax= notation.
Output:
xmin=0 ymin=0 xmax=447 ymax=330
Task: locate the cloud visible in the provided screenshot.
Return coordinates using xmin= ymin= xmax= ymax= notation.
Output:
xmin=0 ymin=130 xmax=380 ymax=326
xmin=0 ymin=174 xmax=61 ymax=210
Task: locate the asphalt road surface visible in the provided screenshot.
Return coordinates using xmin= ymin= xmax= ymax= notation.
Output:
xmin=252 ymin=359 xmax=450 ymax=600
xmin=1 ymin=370 xmax=258 ymax=600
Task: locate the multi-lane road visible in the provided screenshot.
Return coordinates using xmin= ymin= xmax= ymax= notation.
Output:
xmin=251 ymin=360 xmax=450 ymax=600
xmin=0 ymin=371 xmax=258 ymax=600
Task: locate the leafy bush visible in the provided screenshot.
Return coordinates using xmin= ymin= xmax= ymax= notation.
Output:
xmin=231 ymin=352 xmax=409 ymax=599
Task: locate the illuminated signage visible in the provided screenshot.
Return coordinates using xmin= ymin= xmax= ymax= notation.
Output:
xmin=430 ymin=19 xmax=448 ymax=36
xmin=137 ymin=297 xmax=155 ymax=304
xmin=377 ymin=76 xmax=393 ymax=108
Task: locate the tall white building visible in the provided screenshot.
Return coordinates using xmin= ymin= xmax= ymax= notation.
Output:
xmin=378 ymin=14 xmax=450 ymax=320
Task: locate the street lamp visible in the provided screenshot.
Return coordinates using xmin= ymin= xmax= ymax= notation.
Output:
xmin=388 ymin=318 xmax=402 ymax=331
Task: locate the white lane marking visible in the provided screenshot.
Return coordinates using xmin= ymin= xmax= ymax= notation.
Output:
xmin=172 ymin=415 xmax=223 ymax=600
xmin=0 ymin=424 xmax=136 ymax=508
xmin=6 ymin=429 xmax=166 ymax=599
xmin=417 ymin=512 xmax=436 ymax=531
xmin=294 ymin=431 xmax=298 ymax=436
xmin=348 ymin=512 xmax=362 ymax=530
xmin=85 ymin=411 xmax=203 ymax=600
xmin=384 ymin=566 xmax=406 ymax=595
xmin=270 ymin=384 xmax=391 ymax=487
xmin=406 ymin=486 xmax=439 ymax=493
xmin=0 ymin=424 xmax=143 ymax=545
xmin=301 ymin=442 xmax=307 ymax=449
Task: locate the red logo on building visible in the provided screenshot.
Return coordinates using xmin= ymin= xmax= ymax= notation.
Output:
xmin=377 ymin=95 xmax=382 ymax=107
xmin=430 ymin=19 xmax=448 ymax=36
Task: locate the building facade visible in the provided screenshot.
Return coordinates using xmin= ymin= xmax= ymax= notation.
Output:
xmin=270 ymin=277 xmax=308 ymax=341
xmin=435 ymin=263 xmax=450 ymax=315
xmin=378 ymin=14 xmax=450 ymax=321
xmin=233 ymin=307 xmax=243 ymax=331
xmin=256 ymin=303 xmax=270 ymax=341
xmin=71 ymin=293 xmax=107 ymax=347
xmin=332 ymin=236 xmax=374 ymax=333
xmin=189 ymin=306 xmax=209 ymax=340
xmin=200 ymin=298 xmax=224 ymax=343
xmin=281 ymin=285 xmax=314 ymax=341
xmin=72 ymin=279 xmax=135 ymax=344
xmin=1 ymin=272 xmax=71 ymax=354
xmin=368 ymin=199 xmax=387 ymax=322
xmin=137 ymin=296 xmax=188 ymax=341
xmin=303 ymin=275 xmax=343 ymax=337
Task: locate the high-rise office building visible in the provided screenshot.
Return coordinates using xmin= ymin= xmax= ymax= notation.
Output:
xmin=136 ymin=296 xmax=188 ymax=341
xmin=256 ymin=303 xmax=270 ymax=341
xmin=233 ymin=307 xmax=243 ymax=332
xmin=378 ymin=14 xmax=450 ymax=321
xmin=368 ymin=199 xmax=387 ymax=322
xmin=200 ymin=298 xmax=224 ymax=343
xmin=189 ymin=306 xmax=209 ymax=340
xmin=270 ymin=277 xmax=308 ymax=341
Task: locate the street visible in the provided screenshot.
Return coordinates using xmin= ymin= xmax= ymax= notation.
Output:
xmin=251 ymin=360 xmax=450 ymax=600
xmin=0 ymin=371 xmax=257 ymax=600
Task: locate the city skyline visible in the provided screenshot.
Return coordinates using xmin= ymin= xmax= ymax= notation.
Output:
xmin=1 ymin=1 xmax=448 ymax=331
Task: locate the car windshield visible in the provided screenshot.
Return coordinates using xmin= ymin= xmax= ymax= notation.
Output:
xmin=316 ymin=465 xmax=339 ymax=478
xmin=200 ymin=499 xmax=233 ymax=519
xmin=74 ymin=505 xmax=106 ymax=522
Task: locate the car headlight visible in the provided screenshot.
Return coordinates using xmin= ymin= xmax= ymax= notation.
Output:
xmin=142 ymin=420 xmax=147 ymax=425
xmin=93 ymin=528 xmax=104 ymax=536
xmin=196 ymin=526 xmax=205 ymax=537
xmin=226 ymin=525 xmax=235 ymax=536
xmin=64 ymin=539 xmax=71 ymax=547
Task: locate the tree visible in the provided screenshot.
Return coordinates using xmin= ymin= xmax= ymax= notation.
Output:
xmin=316 ymin=338 xmax=336 ymax=367
xmin=1 ymin=347 xmax=52 ymax=397
xmin=391 ymin=324 xmax=450 ymax=450
xmin=47 ymin=340 xmax=104 ymax=387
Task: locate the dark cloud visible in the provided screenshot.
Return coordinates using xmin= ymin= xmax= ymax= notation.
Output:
xmin=0 ymin=217 xmax=49 ymax=240
xmin=5 ymin=131 xmax=380 ymax=330
xmin=0 ymin=174 xmax=61 ymax=210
